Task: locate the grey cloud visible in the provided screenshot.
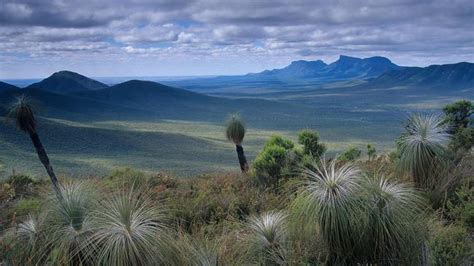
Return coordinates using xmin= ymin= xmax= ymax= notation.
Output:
xmin=0 ymin=0 xmax=473 ymax=77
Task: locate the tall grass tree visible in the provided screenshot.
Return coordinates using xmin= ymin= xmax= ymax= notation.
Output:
xmin=292 ymin=158 xmax=363 ymax=262
xmin=398 ymin=113 xmax=450 ymax=189
xmin=7 ymin=95 xmax=61 ymax=198
xmin=358 ymin=172 xmax=427 ymax=263
xmin=226 ymin=115 xmax=249 ymax=173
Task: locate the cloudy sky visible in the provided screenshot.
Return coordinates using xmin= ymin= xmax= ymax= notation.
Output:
xmin=0 ymin=0 xmax=473 ymax=79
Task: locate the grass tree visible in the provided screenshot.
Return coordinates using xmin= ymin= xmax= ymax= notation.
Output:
xmin=292 ymin=159 xmax=363 ymax=262
xmin=226 ymin=115 xmax=249 ymax=173
xmin=398 ymin=113 xmax=450 ymax=188
xmin=89 ymin=189 xmax=177 ymax=265
xmin=359 ymin=173 xmax=427 ymax=263
xmin=7 ymin=95 xmax=61 ymax=198
xmin=245 ymin=211 xmax=288 ymax=264
xmin=47 ymin=182 xmax=96 ymax=265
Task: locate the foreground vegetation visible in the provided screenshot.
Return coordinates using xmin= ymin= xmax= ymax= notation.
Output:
xmin=0 ymin=100 xmax=473 ymax=265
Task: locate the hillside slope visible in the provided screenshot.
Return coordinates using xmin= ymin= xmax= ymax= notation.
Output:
xmin=0 ymin=81 xmax=19 ymax=92
xmin=367 ymin=62 xmax=474 ymax=89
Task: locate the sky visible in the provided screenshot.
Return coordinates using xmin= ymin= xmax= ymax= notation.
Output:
xmin=0 ymin=0 xmax=473 ymax=79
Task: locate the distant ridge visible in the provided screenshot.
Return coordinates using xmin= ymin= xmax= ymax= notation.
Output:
xmin=27 ymin=70 xmax=108 ymax=94
xmin=0 ymin=81 xmax=19 ymax=92
xmin=367 ymin=62 xmax=474 ymax=89
xmin=249 ymin=55 xmax=401 ymax=80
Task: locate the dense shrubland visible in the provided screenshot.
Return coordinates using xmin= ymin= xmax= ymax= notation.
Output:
xmin=0 ymin=100 xmax=473 ymax=265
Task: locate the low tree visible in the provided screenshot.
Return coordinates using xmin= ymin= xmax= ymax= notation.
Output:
xmin=443 ymin=100 xmax=473 ymax=157
xmin=298 ymin=129 xmax=326 ymax=158
xmin=443 ymin=100 xmax=473 ymax=132
xmin=7 ymin=95 xmax=62 ymax=198
xmin=226 ymin=115 xmax=249 ymax=173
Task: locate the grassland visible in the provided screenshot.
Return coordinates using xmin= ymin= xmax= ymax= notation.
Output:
xmin=1 ymin=76 xmax=471 ymax=179
xmin=0 ymin=113 xmax=398 ymax=179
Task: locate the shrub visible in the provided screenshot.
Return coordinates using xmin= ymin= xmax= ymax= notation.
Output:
xmin=104 ymin=168 xmax=149 ymax=188
xmin=12 ymin=198 xmax=41 ymax=218
xmin=447 ymin=183 xmax=474 ymax=228
xmin=367 ymin=144 xmax=376 ymax=160
xmin=161 ymin=173 xmax=281 ymax=232
xmin=7 ymin=174 xmax=37 ymax=196
xmin=428 ymin=223 xmax=471 ymax=265
xmin=254 ymin=136 xmax=297 ymax=185
xmin=298 ymin=129 xmax=326 ymax=158
xmin=338 ymin=146 xmax=362 ymax=162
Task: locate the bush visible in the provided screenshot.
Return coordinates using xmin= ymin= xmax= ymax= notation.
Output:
xmin=104 ymin=168 xmax=149 ymax=188
xmin=338 ymin=146 xmax=362 ymax=162
xmin=428 ymin=223 xmax=471 ymax=265
xmin=160 ymin=173 xmax=281 ymax=233
xmin=7 ymin=174 xmax=37 ymax=196
xmin=12 ymin=198 xmax=41 ymax=218
xmin=254 ymin=136 xmax=296 ymax=185
xmin=298 ymin=129 xmax=326 ymax=158
xmin=447 ymin=183 xmax=474 ymax=228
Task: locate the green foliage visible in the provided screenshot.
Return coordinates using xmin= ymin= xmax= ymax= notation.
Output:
xmin=254 ymin=136 xmax=296 ymax=185
xmin=428 ymin=223 xmax=471 ymax=265
xmin=358 ymin=174 xmax=427 ymax=263
xmin=244 ymin=211 xmax=288 ymax=264
xmin=447 ymin=183 xmax=474 ymax=228
xmin=7 ymin=174 xmax=37 ymax=196
xmin=449 ymin=126 xmax=474 ymax=155
xmin=443 ymin=100 xmax=474 ymax=155
xmin=367 ymin=143 xmax=376 ymax=160
xmin=225 ymin=115 xmax=246 ymax=144
xmin=398 ymin=113 xmax=450 ymax=188
xmin=338 ymin=146 xmax=362 ymax=162
xmin=443 ymin=99 xmax=473 ymax=130
xmin=90 ymin=189 xmax=178 ymax=265
xmin=159 ymin=173 xmax=281 ymax=231
xmin=265 ymin=135 xmax=294 ymax=150
xmin=47 ymin=182 xmax=97 ymax=264
xmin=292 ymin=159 xmax=363 ymax=261
xmin=12 ymin=198 xmax=41 ymax=217
xmin=105 ymin=168 xmax=149 ymax=188
xmin=298 ymin=129 xmax=326 ymax=157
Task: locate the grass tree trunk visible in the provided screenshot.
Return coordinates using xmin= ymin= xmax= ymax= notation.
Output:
xmin=29 ymin=131 xmax=62 ymax=198
xmin=236 ymin=144 xmax=249 ymax=173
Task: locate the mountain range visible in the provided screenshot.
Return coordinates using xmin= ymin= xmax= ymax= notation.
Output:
xmin=163 ymin=56 xmax=473 ymax=93
xmin=0 ymin=55 xmax=472 ymax=123
xmin=250 ymin=55 xmax=401 ymax=80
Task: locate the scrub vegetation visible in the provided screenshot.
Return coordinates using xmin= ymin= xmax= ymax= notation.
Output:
xmin=0 ymin=100 xmax=472 ymax=265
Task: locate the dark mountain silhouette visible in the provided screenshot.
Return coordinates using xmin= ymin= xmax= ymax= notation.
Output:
xmin=26 ymin=71 xmax=108 ymax=94
xmin=0 ymin=81 xmax=19 ymax=92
